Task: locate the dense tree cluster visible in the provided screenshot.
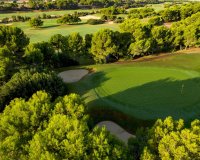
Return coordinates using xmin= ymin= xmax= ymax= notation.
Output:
xmin=128 ymin=8 xmax=156 ymax=19
xmin=119 ymin=11 xmax=200 ymax=58
xmin=0 ymin=91 xmax=199 ymax=159
xmin=57 ymin=13 xmax=81 ymax=24
xmin=129 ymin=117 xmax=200 ymax=160
xmin=26 ymin=0 xmax=151 ymax=10
xmin=100 ymin=6 xmax=127 ymax=15
xmin=0 ymin=70 xmax=65 ymax=111
xmin=171 ymin=12 xmax=200 ymax=49
xmin=0 ymin=26 xmax=29 ymax=82
xmin=126 ymin=3 xmax=200 ymax=23
xmin=0 ymin=91 xmax=129 ymax=159
xmin=159 ymin=3 xmax=200 ymax=22
xmin=91 ymin=29 xmax=132 ymax=63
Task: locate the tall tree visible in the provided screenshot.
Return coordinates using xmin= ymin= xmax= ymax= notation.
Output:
xmin=91 ymin=29 xmax=118 ymax=63
xmin=67 ymin=32 xmax=85 ymax=61
xmin=151 ymin=26 xmax=172 ymax=52
xmin=0 ymin=26 xmax=29 ymax=53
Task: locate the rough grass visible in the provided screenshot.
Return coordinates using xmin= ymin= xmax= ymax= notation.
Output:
xmin=66 ymin=50 xmax=200 ymax=131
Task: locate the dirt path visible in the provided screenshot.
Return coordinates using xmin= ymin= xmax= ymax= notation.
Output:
xmin=97 ymin=121 xmax=135 ymax=144
xmin=58 ymin=69 xmax=89 ymax=83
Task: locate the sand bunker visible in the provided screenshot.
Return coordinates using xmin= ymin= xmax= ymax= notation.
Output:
xmin=97 ymin=121 xmax=135 ymax=144
xmin=107 ymin=21 xmax=114 ymax=24
xmin=80 ymin=15 xmax=100 ymax=20
xmin=58 ymin=69 xmax=89 ymax=83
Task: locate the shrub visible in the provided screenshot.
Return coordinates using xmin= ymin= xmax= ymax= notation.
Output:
xmin=114 ymin=17 xmax=125 ymax=23
xmin=87 ymin=19 xmax=104 ymax=25
xmin=29 ymin=17 xmax=44 ymax=28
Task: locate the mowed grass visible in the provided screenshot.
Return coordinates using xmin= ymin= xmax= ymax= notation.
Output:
xmin=9 ymin=19 xmax=119 ymax=42
xmin=67 ymin=50 xmax=200 ymax=129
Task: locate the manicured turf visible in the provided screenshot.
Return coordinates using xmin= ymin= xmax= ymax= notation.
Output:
xmin=7 ymin=19 xmax=119 ymax=43
xmin=67 ymin=51 xmax=200 ymax=128
xmin=94 ymin=66 xmax=200 ymax=119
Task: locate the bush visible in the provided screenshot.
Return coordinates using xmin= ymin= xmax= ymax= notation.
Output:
xmin=114 ymin=17 xmax=125 ymax=23
xmin=87 ymin=19 xmax=104 ymax=25
xmin=101 ymin=14 xmax=117 ymax=21
xmin=29 ymin=17 xmax=44 ymax=28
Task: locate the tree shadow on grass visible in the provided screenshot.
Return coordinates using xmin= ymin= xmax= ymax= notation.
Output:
xmin=67 ymin=71 xmax=110 ymax=97
xmin=88 ymin=77 xmax=200 ymax=133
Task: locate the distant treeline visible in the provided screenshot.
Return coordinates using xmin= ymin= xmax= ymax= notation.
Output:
xmin=0 ymin=0 xmax=162 ymax=11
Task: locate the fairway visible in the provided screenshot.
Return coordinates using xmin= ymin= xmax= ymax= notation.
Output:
xmin=9 ymin=19 xmax=119 ymax=43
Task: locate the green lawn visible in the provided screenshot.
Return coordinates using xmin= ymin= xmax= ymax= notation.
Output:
xmin=8 ymin=19 xmax=119 ymax=42
xmin=66 ymin=51 xmax=200 ymax=131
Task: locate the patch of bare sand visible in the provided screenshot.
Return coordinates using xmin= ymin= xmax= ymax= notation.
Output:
xmin=164 ymin=22 xmax=172 ymax=28
xmin=97 ymin=121 xmax=135 ymax=144
xmin=58 ymin=69 xmax=88 ymax=83
xmin=5 ymin=23 xmax=13 ymax=26
xmin=80 ymin=15 xmax=100 ymax=20
xmin=107 ymin=21 xmax=114 ymax=24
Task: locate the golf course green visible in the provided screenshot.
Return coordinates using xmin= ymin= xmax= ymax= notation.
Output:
xmin=94 ymin=67 xmax=200 ymax=119
xmin=66 ymin=51 xmax=200 ymax=129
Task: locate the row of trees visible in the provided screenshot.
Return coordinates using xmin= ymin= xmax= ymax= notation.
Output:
xmin=13 ymin=13 xmax=200 ymax=67
xmin=127 ymin=3 xmax=200 ymax=22
xmin=87 ymin=11 xmax=200 ymax=62
xmin=27 ymin=0 xmax=156 ymax=10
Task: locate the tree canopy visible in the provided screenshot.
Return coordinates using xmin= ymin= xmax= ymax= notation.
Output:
xmin=129 ymin=116 xmax=200 ymax=160
xmin=0 ymin=70 xmax=65 ymax=111
xmin=0 ymin=26 xmax=29 ymax=53
xmin=0 ymin=91 xmax=129 ymax=160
